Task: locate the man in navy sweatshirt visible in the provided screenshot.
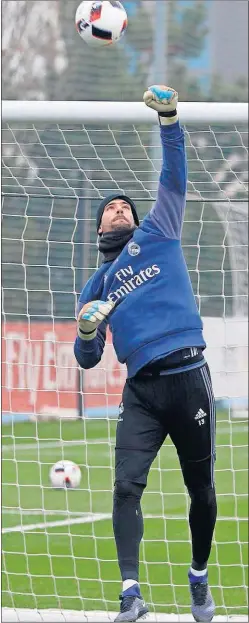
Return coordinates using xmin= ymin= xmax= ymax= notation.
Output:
xmin=74 ymin=86 xmax=216 ymax=623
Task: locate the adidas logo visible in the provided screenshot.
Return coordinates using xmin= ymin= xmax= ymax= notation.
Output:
xmin=194 ymin=408 xmax=207 ymax=421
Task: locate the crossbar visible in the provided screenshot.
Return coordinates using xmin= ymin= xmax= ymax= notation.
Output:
xmin=2 ymin=100 xmax=248 ymax=124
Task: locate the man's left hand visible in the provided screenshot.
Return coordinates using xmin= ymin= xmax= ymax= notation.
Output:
xmin=143 ymin=85 xmax=178 ymax=124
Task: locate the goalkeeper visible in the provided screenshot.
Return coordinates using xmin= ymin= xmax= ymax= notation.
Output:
xmin=74 ymin=86 xmax=216 ymax=623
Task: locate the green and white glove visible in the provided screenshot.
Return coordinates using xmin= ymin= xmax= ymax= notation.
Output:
xmin=77 ymin=300 xmax=115 ymax=341
xmin=143 ymin=85 xmax=178 ymax=125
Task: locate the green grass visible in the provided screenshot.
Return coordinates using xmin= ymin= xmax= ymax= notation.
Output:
xmin=2 ymin=414 xmax=248 ymax=616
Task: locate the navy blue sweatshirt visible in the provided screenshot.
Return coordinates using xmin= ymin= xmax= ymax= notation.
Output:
xmin=74 ymin=121 xmax=206 ymax=378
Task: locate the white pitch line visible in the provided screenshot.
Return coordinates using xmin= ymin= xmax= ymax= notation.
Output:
xmin=2 ymin=425 xmax=247 ymax=454
xmin=2 ymin=512 xmax=247 ymax=535
xmin=2 ymin=438 xmax=116 ymax=452
xmin=2 ymin=509 xmax=85 ymax=516
xmin=2 ymin=513 xmax=112 ymax=534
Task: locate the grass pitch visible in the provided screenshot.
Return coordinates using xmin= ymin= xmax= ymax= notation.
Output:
xmin=2 ymin=413 xmax=248 ymax=617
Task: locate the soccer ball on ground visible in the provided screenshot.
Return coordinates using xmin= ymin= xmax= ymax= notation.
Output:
xmin=75 ymin=1 xmax=128 ymax=47
xmin=49 ymin=460 xmax=82 ymax=489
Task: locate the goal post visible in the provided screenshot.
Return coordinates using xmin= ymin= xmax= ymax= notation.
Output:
xmin=2 ymin=100 xmax=248 ymax=622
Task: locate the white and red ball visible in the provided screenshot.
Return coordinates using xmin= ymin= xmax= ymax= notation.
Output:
xmin=50 ymin=460 xmax=82 ymax=489
xmin=75 ymin=1 xmax=128 ymax=47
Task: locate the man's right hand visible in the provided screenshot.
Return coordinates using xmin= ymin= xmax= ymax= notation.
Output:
xmin=77 ymin=300 xmax=115 ymax=341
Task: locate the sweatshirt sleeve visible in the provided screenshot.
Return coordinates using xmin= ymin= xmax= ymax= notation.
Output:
xmin=74 ymin=275 xmax=107 ymax=370
xmin=143 ymin=121 xmax=187 ymax=239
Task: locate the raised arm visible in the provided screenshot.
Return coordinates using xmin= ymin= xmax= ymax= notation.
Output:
xmin=143 ymin=86 xmax=187 ymax=239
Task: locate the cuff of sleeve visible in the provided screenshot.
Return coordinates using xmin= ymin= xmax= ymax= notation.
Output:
xmin=160 ymin=120 xmax=182 ymax=141
xmin=159 ymin=110 xmax=178 ymax=126
xmin=75 ymin=335 xmax=97 ymax=351
xmin=78 ymin=327 xmax=97 ymax=341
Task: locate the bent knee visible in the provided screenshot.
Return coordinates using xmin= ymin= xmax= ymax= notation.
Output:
xmin=114 ymin=480 xmax=144 ymax=500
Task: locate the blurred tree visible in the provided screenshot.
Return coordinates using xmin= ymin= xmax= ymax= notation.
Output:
xmin=163 ymin=0 xmax=248 ymax=102
xmin=167 ymin=0 xmax=208 ymax=59
xmin=207 ymin=75 xmax=248 ymax=102
xmin=2 ymin=0 xmax=68 ymax=100
xmin=165 ymin=0 xmax=208 ymax=100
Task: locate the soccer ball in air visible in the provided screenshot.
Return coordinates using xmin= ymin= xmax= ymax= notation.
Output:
xmin=50 ymin=460 xmax=82 ymax=489
xmin=75 ymin=1 xmax=128 ymax=47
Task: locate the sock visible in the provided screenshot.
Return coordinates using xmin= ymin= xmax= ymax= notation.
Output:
xmin=190 ymin=567 xmax=207 ymax=577
xmin=122 ymin=581 xmax=140 ymax=597
xmin=123 ymin=579 xmax=139 ymax=592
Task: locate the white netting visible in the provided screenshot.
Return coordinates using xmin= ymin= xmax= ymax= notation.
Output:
xmin=1 ymin=112 xmax=248 ymax=620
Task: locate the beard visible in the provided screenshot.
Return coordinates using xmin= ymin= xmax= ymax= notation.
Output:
xmin=111 ymin=220 xmax=132 ymax=231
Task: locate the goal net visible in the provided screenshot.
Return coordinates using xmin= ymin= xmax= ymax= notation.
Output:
xmin=2 ymin=101 xmax=248 ymax=622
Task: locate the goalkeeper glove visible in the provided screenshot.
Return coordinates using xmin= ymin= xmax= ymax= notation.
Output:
xmin=143 ymin=85 xmax=178 ymax=125
xmin=77 ymin=300 xmax=115 ymax=341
